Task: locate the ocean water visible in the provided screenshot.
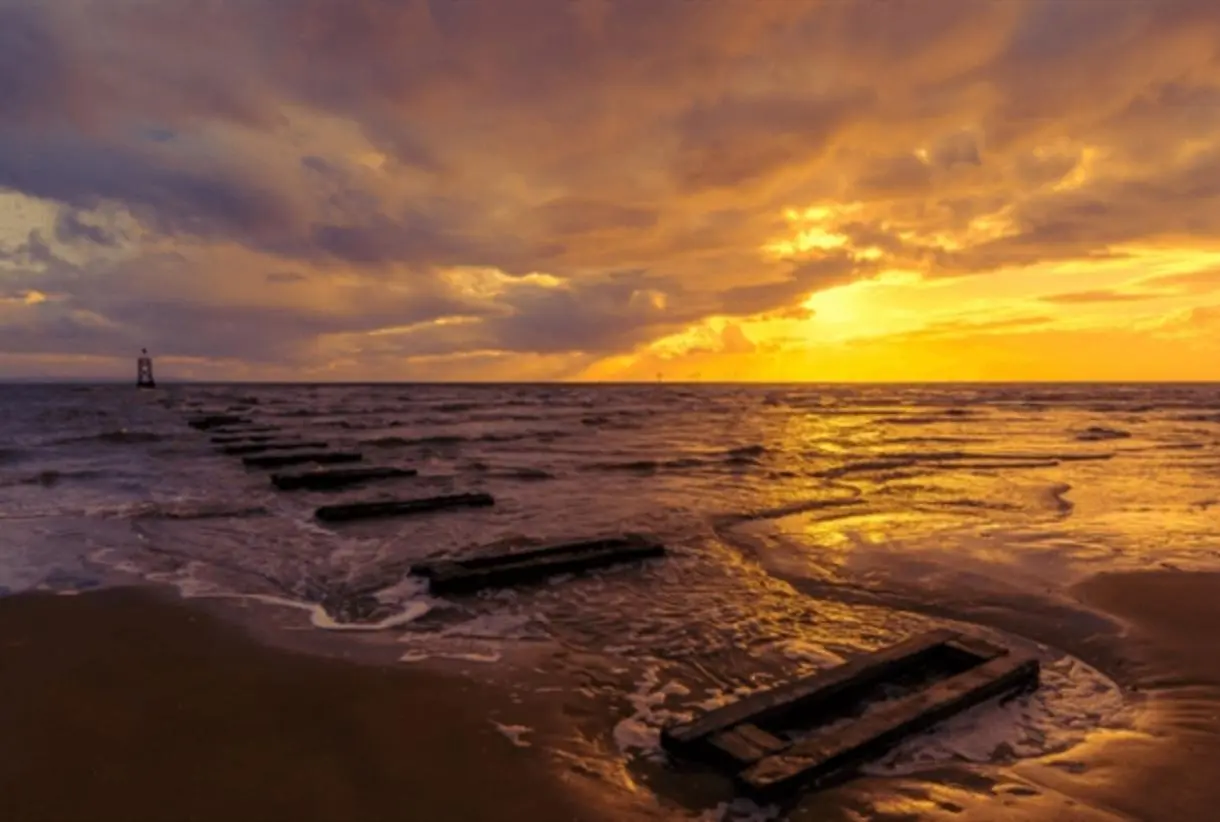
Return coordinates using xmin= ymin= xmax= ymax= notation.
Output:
xmin=2 ymin=382 xmax=1218 ymax=819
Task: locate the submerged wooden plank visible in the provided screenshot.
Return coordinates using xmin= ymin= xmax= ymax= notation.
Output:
xmin=423 ymin=536 xmax=665 ymax=595
xmin=412 ymin=534 xmax=661 ymax=578
xmin=271 ymin=466 xmax=419 ymax=491
xmin=660 ymin=629 xmax=962 ymax=757
xmin=242 ymin=451 xmax=363 ymax=469
xmin=315 ymin=492 xmax=494 ymax=523
xmin=738 ymin=653 xmax=1040 ymax=799
xmin=221 ymin=441 xmax=328 ymax=456
xmin=188 ymin=414 xmax=251 ymax=430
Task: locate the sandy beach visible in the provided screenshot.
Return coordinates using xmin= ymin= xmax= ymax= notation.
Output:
xmin=3 ymin=571 xmax=1220 ymax=821
xmin=1012 ymin=570 xmax=1220 ymax=822
xmin=0 ymin=586 xmax=611 ymax=822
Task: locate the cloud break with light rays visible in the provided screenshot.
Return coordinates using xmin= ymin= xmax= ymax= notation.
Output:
xmin=2 ymin=0 xmax=1220 ymax=381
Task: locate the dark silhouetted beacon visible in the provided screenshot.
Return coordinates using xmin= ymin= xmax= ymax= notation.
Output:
xmin=136 ymin=348 xmax=156 ymax=388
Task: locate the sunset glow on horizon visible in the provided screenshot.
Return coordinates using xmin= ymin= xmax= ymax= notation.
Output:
xmin=2 ymin=0 xmax=1220 ymax=382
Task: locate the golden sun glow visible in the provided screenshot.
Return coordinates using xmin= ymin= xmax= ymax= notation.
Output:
xmin=4 ymin=1 xmax=1220 ymax=381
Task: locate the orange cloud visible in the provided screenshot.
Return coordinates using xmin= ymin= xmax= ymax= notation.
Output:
xmin=1 ymin=0 xmax=1219 ymax=379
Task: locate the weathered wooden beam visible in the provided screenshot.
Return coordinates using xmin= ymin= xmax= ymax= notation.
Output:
xmin=418 ymin=535 xmax=666 ymax=594
xmin=706 ymin=724 xmax=788 ymax=768
xmin=271 ymin=466 xmax=419 ymax=491
xmin=220 ymin=441 xmax=328 ymax=456
xmin=660 ymin=629 xmax=967 ymax=759
xmin=737 ymin=652 xmax=1039 ymax=799
xmin=411 ymin=534 xmax=658 ymax=577
xmin=314 ymin=491 xmax=494 ymax=523
xmin=187 ymin=414 xmax=251 ymax=430
xmin=242 ymin=451 xmax=363 ymax=469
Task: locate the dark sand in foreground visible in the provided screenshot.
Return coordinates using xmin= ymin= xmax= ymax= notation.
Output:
xmin=5 ymin=573 xmax=1220 ymax=822
xmin=0 ymin=587 xmax=606 ymax=822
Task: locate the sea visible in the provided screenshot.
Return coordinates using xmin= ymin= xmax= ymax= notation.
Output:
xmin=2 ymin=382 xmax=1219 ymax=820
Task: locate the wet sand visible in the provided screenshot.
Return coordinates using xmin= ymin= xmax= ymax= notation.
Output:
xmin=0 ymin=586 xmax=608 ymax=822
xmin=1011 ymin=570 xmax=1220 ymax=822
xmin=5 ymin=572 xmax=1220 ymax=822
xmin=782 ymin=570 xmax=1220 ymax=822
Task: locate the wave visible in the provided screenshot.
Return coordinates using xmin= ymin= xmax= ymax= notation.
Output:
xmin=1045 ymin=483 xmax=1074 ymax=515
xmin=585 ymin=459 xmax=664 ymax=473
xmin=583 ymin=451 xmax=763 ymax=474
xmin=886 ymin=414 xmax=984 ymax=426
xmin=464 ymin=460 xmax=556 ymax=480
xmin=476 ymin=430 xmax=573 ymax=444
xmin=362 ymin=434 xmax=466 ymax=448
xmin=714 ymin=497 xmax=863 ymax=528
xmin=364 ymin=429 xmax=574 ymax=449
xmin=953 ymin=460 xmax=1061 ymax=470
xmin=817 ymin=458 xmax=919 ymax=479
xmin=883 ymin=436 xmax=983 ymax=445
xmin=580 ymin=413 xmax=648 ymax=430
xmin=725 ymin=444 xmax=767 ymax=461
xmin=812 ymin=448 xmax=1108 ymax=479
xmin=103 ymin=501 xmax=270 ymax=520
xmin=52 ymin=429 xmax=165 ymax=445
xmin=465 ymin=413 xmax=547 ymax=423
xmin=1074 ymin=426 xmax=1131 ymax=442
xmin=489 ymin=467 xmax=556 ymax=481
xmin=0 ymin=448 xmax=27 ymax=464
xmin=1175 ymin=413 xmax=1220 ymax=424
xmin=0 ymin=468 xmax=109 ymax=488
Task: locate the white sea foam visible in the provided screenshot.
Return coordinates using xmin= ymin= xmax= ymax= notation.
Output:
xmin=178 ymin=592 xmax=435 ymax=632
xmin=612 ymin=664 xmax=694 ymax=757
xmin=490 ymin=721 xmax=534 ymax=747
xmin=861 ymin=649 xmax=1129 ymax=776
xmin=399 ymin=646 xmax=502 ymax=663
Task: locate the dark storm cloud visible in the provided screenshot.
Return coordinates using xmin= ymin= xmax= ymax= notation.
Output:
xmin=0 ymin=230 xmax=56 ymax=267
xmin=0 ymin=249 xmax=493 ymax=364
xmin=537 ymin=198 xmax=659 ymax=236
xmin=265 ymin=271 xmax=309 ymax=285
xmin=853 ymin=154 xmax=934 ymax=198
xmin=0 ymin=131 xmax=300 ymax=242
xmin=672 ymin=91 xmax=875 ymax=192
xmin=0 ymin=3 xmax=70 ymax=123
xmin=54 ymin=209 xmax=120 ymax=247
xmin=717 ymin=254 xmax=861 ymax=317
xmin=2 ymin=0 xmax=1220 ymax=375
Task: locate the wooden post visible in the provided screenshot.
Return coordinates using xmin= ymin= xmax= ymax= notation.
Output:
xmin=136 ymin=348 xmax=156 ymax=388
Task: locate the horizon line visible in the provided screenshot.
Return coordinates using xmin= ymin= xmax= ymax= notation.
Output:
xmin=3 ymin=378 xmax=1219 ymax=387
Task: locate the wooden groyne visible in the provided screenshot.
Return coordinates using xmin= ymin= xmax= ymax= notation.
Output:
xmin=314 ymin=492 xmax=494 ymax=523
xmin=210 ymin=434 xmax=279 ymax=445
xmin=187 ymin=414 xmax=251 ymax=430
xmin=271 ymin=466 xmax=419 ymax=492
xmin=661 ymin=630 xmax=1039 ymax=800
xmin=411 ymin=534 xmax=666 ymax=594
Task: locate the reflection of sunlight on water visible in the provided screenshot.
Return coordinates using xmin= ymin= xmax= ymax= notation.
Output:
xmin=7 ymin=382 xmax=1220 ymax=820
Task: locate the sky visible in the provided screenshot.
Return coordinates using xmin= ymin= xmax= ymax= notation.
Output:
xmin=1 ymin=0 xmax=1220 ymax=382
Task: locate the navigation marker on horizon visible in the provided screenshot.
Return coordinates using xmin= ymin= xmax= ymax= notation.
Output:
xmin=136 ymin=348 xmax=156 ymax=389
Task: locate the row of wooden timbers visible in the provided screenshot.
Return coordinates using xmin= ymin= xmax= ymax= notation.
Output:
xmin=186 ymin=410 xmax=1043 ymax=803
